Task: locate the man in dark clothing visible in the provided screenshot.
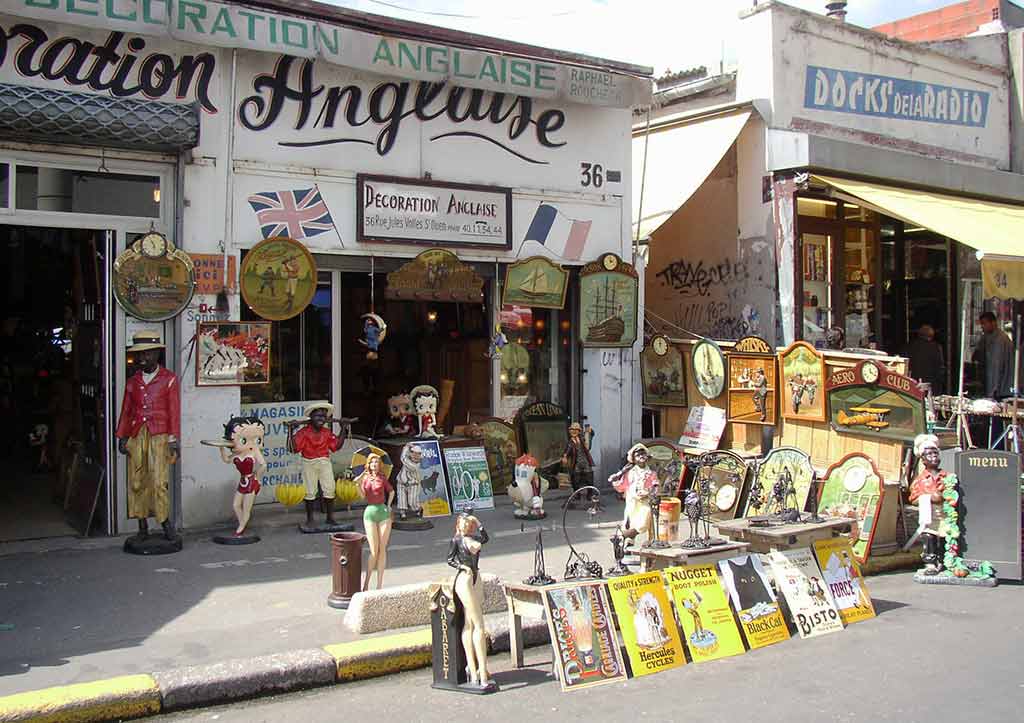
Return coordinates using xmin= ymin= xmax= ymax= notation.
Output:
xmin=902 ymin=324 xmax=946 ymax=395
xmin=974 ymin=312 xmax=1015 ymax=399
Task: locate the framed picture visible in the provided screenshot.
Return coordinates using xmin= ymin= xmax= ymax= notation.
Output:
xmin=516 ymin=402 xmax=569 ymax=469
xmin=196 ymin=321 xmax=271 ymax=386
xmin=542 ymin=583 xmax=627 ymax=692
xmin=578 ymin=253 xmax=639 ymax=348
xmin=692 ymin=450 xmax=749 ymax=521
xmin=112 ymin=233 xmax=195 ymax=322
xmin=641 ymin=335 xmax=687 ymax=407
xmin=502 ymin=256 xmax=569 ymax=309
xmin=817 ymin=453 xmax=885 ymax=563
xmin=643 ymin=439 xmax=686 ymax=495
xmin=476 ymin=418 xmax=519 ymax=495
xmin=442 ymin=443 xmax=495 ymax=513
xmin=727 ymin=351 xmax=777 ymax=426
xmin=745 ymin=446 xmax=815 ymax=518
xmin=778 ymin=341 xmax=827 ymax=422
xmin=826 ymin=360 xmax=927 ymax=442
xmin=691 ymin=339 xmax=726 ymax=400
xmin=239 ymin=236 xmax=317 ymax=321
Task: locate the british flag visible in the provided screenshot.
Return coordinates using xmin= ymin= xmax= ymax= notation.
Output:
xmin=248 ymin=187 xmax=336 ymax=240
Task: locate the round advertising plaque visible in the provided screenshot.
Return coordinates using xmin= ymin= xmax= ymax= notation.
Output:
xmin=240 ymin=237 xmax=318 ymax=321
xmin=112 ymin=234 xmax=195 ymax=322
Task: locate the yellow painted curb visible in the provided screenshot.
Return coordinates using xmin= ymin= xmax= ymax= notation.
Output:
xmin=0 ymin=674 xmax=160 ymax=723
xmin=324 ymin=629 xmax=433 ymax=682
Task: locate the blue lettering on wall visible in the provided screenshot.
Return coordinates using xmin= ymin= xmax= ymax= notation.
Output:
xmin=804 ymin=65 xmax=989 ymax=128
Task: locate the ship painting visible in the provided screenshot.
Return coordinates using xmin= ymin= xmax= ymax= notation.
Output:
xmin=585 ymin=276 xmax=627 ymax=343
xmin=518 ymin=266 xmax=555 ymax=299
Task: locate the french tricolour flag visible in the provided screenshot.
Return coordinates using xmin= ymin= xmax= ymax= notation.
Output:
xmin=521 ymin=204 xmax=591 ymax=261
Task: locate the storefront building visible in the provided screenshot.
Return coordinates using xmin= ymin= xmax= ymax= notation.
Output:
xmin=636 ymin=1 xmax=1024 ymax=441
xmin=0 ymin=0 xmax=652 ymax=538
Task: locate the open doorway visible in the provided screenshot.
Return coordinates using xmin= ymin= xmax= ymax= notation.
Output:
xmin=0 ymin=225 xmax=109 ymax=541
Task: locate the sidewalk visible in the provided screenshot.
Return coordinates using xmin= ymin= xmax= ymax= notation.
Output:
xmin=0 ymin=492 xmax=616 ymax=698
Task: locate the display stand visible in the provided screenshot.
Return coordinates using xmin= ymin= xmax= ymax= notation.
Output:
xmin=715 ymin=517 xmax=851 ymax=554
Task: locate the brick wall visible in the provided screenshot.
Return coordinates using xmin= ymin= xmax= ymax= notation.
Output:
xmin=872 ymin=0 xmax=1000 ymax=42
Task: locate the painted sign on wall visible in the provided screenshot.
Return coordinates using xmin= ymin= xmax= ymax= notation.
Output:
xmin=804 ymin=66 xmax=990 ymax=128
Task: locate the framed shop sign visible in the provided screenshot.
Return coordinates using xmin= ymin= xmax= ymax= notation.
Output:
xmin=826 ymin=360 xmax=926 ymax=442
xmin=727 ymin=337 xmax=777 ymax=427
xmin=476 ymin=418 xmax=519 ymax=495
xmin=442 ymin=444 xmax=495 ymax=513
xmin=956 ymin=450 xmax=1022 ymax=580
xmin=641 ymin=335 xmax=687 ymax=407
xmin=502 ymin=256 xmax=569 ymax=309
xmin=196 ymin=321 xmax=271 ymax=386
xmin=239 ymin=236 xmax=317 ymax=321
xmin=817 ymin=453 xmax=886 ymax=563
xmin=579 ymin=253 xmax=639 ymax=348
xmin=543 ymin=582 xmax=627 ymax=692
xmin=385 ymin=248 xmax=485 ymax=303
xmin=778 ymin=341 xmax=827 ymax=423
xmin=357 ymin=174 xmax=512 ymax=249
xmin=516 ymin=402 xmax=569 ymax=469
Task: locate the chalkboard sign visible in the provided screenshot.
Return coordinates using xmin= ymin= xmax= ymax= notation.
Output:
xmin=956 ymin=450 xmax=1022 ymax=581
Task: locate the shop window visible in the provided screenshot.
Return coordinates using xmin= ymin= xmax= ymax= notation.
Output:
xmin=497 ymin=303 xmax=572 ymax=419
xmin=241 ymin=272 xmax=332 ymax=404
xmin=15 ymin=165 xmax=160 ymax=217
xmin=796 ymin=197 xmax=838 ymax=219
xmin=800 ymin=232 xmax=831 ymax=347
xmin=0 ymin=163 xmax=9 ymax=208
xmin=843 ymin=224 xmax=879 ymax=348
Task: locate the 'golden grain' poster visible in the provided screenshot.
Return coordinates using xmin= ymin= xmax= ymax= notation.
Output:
xmin=664 ymin=564 xmax=746 ymax=663
xmin=607 ymin=572 xmax=686 ymax=677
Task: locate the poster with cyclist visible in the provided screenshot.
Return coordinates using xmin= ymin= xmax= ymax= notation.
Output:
xmin=442 ymin=444 xmax=495 ymax=512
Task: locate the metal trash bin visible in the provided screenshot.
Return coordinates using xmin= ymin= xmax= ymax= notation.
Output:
xmin=328 ymin=531 xmax=365 ymax=609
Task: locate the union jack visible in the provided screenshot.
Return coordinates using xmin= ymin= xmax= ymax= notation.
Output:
xmin=248 ymin=187 xmax=336 ymax=240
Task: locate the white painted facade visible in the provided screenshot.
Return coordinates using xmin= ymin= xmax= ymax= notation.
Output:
xmin=0 ymin=2 xmax=648 ymax=531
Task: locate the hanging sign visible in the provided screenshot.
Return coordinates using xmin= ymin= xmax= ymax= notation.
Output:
xmin=112 ymin=232 xmax=195 ymax=322
xmin=826 ymin=360 xmax=926 ymax=442
xmin=502 ymin=256 xmax=569 ymax=309
xmin=607 ymin=572 xmax=687 ymax=677
xmin=718 ymin=554 xmax=790 ymax=650
xmin=664 ymin=564 xmax=746 ymax=663
xmin=542 ymin=583 xmax=627 ymax=692
xmin=727 ymin=337 xmax=777 ymax=427
xmin=239 ymin=236 xmax=318 ymax=321
xmin=385 ymin=248 xmax=484 ymax=303
xmin=812 ymin=538 xmax=876 ymax=625
xmin=767 ymin=549 xmax=844 ymax=639
xmin=357 ymin=175 xmax=511 ymax=249
xmin=578 ymin=253 xmax=639 ymax=348
xmin=981 ymin=258 xmax=1024 ymax=301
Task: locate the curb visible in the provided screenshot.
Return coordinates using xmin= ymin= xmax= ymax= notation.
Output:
xmin=0 ymin=619 xmax=552 ymax=722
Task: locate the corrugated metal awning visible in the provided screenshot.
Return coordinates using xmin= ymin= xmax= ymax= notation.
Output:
xmin=0 ymin=83 xmax=199 ymax=153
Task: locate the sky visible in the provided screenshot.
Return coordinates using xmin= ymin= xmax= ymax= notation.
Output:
xmin=321 ymin=0 xmax=971 ymax=73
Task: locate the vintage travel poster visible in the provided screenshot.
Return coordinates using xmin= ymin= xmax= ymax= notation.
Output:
xmin=442 ymin=445 xmax=495 ymax=513
xmin=767 ymin=549 xmax=844 ymax=639
xmin=415 ymin=440 xmax=452 ymax=517
xmin=664 ymin=564 xmax=745 ymax=664
xmin=543 ymin=583 xmax=627 ymax=692
xmin=812 ymin=538 xmax=876 ymax=625
xmin=607 ymin=572 xmax=686 ymax=677
xmin=778 ymin=341 xmax=827 ymax=422
xmin=718 ymin=554 xmax=790 ymax=650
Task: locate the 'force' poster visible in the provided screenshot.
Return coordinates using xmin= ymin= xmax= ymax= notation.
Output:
xmin=664 ymin=564 xmax=745 ymax=663
xmin=607 ymin=572 xmax=686 ymax=677
xmin=813 ymin=538 xmax=876 ymax=624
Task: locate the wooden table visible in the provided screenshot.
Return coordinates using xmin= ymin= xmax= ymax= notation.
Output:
xmin=714 ymin=517 xmax=852 ymax=553
xmin=503 ymin=580 xmax=592 ymax=669
xmin=635 ymin=540 xmax=751 ymax=572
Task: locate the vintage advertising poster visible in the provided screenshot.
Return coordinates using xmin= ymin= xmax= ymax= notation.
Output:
xmin=664 ymin=564 xmax=746 ymax=664
xmin=767 ymin=549 xmax=844 ymax=639
xmin=778 ymin=340 xmax=827 ymax=422
xmin=678 ymin=405 xmax=727 ymax=451
xmin=442 ymin=445 xmax=495 ymax=512
xmin=812 ymin=538 xmax=876 ymax=625
xmin=196 ymin=322 xmax=271 ymax=386
xmin=817 ymin=454 xmax=886 ymax=562
xmin=189 ymin=253 xmax=237 ymax=295
xmin=607 ymin=572 xmax=686 ymax=677
xmin=718 ymin=555 xmax=790 ymax=649
xmin=239 ymin=236 xmax=318 ymax=321
xmin=414 ymin=440 xmax=452 ymax=517
xmin=543 ymin=583 xmax=627 ymax=692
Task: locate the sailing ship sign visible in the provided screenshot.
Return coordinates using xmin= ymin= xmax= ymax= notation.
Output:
xmin=502 ymin=256 xmax=569 ymax=309
xmin=578 ymin=253 xmax=639 ymax=348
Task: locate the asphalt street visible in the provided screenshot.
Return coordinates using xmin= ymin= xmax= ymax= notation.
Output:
xmin=158 ymin=573 xmax=1024 ymax=723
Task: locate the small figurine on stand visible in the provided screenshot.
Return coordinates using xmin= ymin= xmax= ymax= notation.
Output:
xmin=510 ymin=453 xmax=548 ymax=519
xmin=382 ymin=393 xmax=415 ymax=437
xmin=356 ymin=453 xmax=394 ymax=590
xmin=394 ymin=442 xmax=433 ymax=531
xmin=359 ymin=313 xmax=387 ymax=360
xmin=561 ymin=422 xmax=594 ymax=501
xmin=446 ymin=513 xmax=497 ymax=693
xmin=285 ymin=402 xmax=355 ymax=534
xmin=117 ymin=331 xmax=182 ymax=555
xmin=410 ymin=384 xmax=441 ymax=438
xmin=485 ymin=324 xmax=508 ymax=360
xmin=909 ymin=434 xmax=995 ymax=586
xmin=608 ymin=443 xmax=659 ymax=547
xmin=205 ymin=415 xmax=266 ymax=544
xmin=607 ymin=526 xmax=637 ymax=577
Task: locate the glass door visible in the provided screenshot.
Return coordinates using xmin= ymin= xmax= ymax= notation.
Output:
xmin=800 ymin=232 xmax=833 ymax=348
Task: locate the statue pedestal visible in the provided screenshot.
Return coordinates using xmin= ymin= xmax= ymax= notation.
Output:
xmin=213 ymin=533 xmax=260 ymax=545
xmin=394 ymin=516 xmax=433 ymax=531
xmin=124 ymin=534 xmax=183 ymax=556
xmin=298 ymin=521 xmax=354 ymax=534
xmin=913 ymin=571 xmax=997 ymax=587
xmin=429 ymin=583 xmax=499 ymax=695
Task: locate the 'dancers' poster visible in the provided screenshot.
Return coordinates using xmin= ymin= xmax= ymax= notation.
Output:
xmin=768 ymin=549 xmax=844 ymax=639
xmin=607 ymin=572 xmax=686 ymax=677
xmin=664 ymin=564 xmax=745 ymax=663
xmin=813 ymin=538 xmax=876 ymax=625
xmin=543 ymin=583 xmax=626 ymax=692
xmin=718 ymin=555 xmax=790 ymax=650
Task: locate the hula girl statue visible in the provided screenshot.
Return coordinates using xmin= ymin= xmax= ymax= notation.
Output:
xmin=356 ymin=453 xmax=394 ymax=590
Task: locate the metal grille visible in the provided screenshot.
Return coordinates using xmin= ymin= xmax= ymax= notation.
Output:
xmin=0 ymin=83 xmax=199 ymax=152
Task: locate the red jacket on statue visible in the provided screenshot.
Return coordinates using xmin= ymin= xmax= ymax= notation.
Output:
xmin=116 ymin=367 xmax=181 ymax=439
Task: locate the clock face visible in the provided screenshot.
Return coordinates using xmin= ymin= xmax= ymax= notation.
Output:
xmin=652 ymin=336 xmax=669 ymax=356
xmin=862 ymin=362 xmax=879 ymax=384
xmin=843 ymin=466 xmax=868 ymax=493
xmin=139 ymin=233 xmax=168 ymax=259
xmin=602 ymin=254 xmax=619 ymax=271
xmin=715 ymin=484 xmax=737 ymax=511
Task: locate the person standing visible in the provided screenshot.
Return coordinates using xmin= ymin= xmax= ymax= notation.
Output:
xmin=974 ymin=312 xmax=1014 ymax=399
xmin=902 ymin=324 xmax=946 ymax=395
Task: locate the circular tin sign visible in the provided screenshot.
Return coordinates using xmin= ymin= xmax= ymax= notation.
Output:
xmin=692 ymin=339 xmax=726 ymax=400
xmin=240 ymin=237 xmax=318 ymax=321
xmin=112 ymin=234 xmax=195 ymax=322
